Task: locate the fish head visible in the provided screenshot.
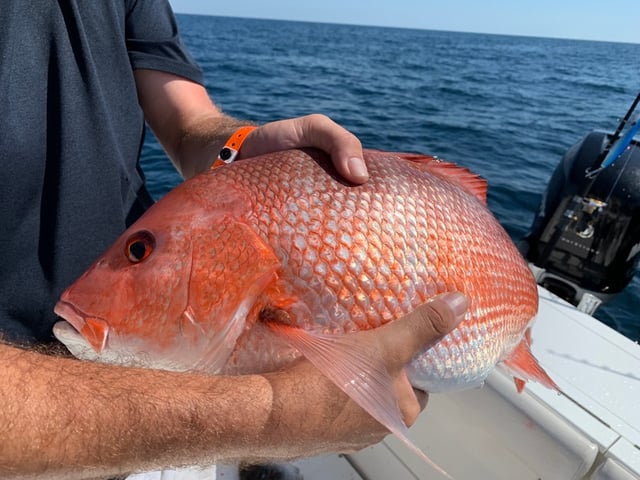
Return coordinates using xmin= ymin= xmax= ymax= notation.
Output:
xmin=54 ymin=179 xmax=281 ymax=372
xmin=53 ymin=193 xmax=201 ymax=367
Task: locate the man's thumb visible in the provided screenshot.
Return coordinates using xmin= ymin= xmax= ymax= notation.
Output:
xmin=386 ymin=292 xmax=468 ymax=366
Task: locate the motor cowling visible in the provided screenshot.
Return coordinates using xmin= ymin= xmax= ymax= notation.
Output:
xmin=520 ymin=131 xmax=640 ymax=314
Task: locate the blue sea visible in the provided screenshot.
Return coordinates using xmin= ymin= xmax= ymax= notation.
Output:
xmin=140 ymin=15 xmax=640 ymax=341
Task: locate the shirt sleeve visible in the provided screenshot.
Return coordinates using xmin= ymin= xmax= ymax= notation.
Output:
xmin=125 ymin=0 xmax=204 ymax=84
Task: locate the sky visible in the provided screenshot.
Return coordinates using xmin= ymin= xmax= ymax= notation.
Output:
xmin=167 ymin=1 xmax=640 ymax=44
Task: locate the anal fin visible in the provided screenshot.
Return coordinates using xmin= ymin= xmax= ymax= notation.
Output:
xmin=502 ymin=328 xmax=559 ymax=393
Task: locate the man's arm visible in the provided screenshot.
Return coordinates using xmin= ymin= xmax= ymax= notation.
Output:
xmin=133 ymin=69 xmax=369 ymax=183
xmin=0 ymin=294 xmax=466 ymax=479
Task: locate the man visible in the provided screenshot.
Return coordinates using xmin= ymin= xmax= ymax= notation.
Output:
xmin=0 ymin=1 xmax=467 ymax=478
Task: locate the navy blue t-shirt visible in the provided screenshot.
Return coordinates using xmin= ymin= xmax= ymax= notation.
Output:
xmin=0 ymin=1 xmax=203 ymax=343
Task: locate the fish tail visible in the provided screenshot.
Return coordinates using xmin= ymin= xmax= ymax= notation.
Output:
xmin=268 ymin=323 xmax=453 ymax=479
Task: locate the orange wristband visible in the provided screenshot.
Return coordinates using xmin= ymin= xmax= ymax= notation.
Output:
xmin=212 ymin=126 xmax=257 ymax=169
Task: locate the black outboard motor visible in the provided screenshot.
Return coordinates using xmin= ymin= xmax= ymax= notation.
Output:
xmin=520 ymin=119 xmax=640 ymax=315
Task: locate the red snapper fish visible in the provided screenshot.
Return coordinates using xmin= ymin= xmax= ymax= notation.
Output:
xmin=53 ymin=149 xmax=557 ymax=467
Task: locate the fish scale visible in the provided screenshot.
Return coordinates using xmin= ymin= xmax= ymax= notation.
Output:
xmin=193 ymin=149 xmax=541 ymax=391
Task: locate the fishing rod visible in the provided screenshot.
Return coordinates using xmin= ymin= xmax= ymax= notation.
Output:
xmin=585 ymin=90 xmax=640 ymax=178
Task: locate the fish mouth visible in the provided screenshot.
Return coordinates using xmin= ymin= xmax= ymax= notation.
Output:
xmin=54 ymin=301 xmax=110 ymax=353
xmin=54 ymin=300 xmax=93 ymax=333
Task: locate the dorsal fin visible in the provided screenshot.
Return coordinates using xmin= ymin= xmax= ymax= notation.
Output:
xmin=397 ymin=153 xmax=488 ymax=205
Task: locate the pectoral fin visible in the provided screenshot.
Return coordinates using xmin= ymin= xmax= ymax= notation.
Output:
xmin=268 ymin=323 xmax=452 ymax=479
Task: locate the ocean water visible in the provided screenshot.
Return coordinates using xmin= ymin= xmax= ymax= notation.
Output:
xmin=140 ymin=14 xmax=640 ymax=341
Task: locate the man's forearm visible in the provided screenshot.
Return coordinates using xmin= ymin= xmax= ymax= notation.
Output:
xmin=0 ymin=342 xmax=277 ymax=479
xmin=0 ymin=295 xmax=465 ymax=478
xmin=132 ymin=69 xmax=254 ymax=180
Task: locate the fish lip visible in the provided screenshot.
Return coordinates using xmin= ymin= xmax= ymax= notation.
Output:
xmin=54 ymin=300 xmax=91 ymax=333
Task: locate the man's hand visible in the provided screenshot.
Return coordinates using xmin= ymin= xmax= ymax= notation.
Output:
xmin=260 ymin=292 xmax=468 ymax=460
xmin=134 ymin=70 xmax=368 ymax=183
xmin=239 ymin=114 xmax=369 ymax=184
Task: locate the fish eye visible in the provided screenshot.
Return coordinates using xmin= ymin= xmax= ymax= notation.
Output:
xmin=125 ymin=231 xmax=155 ymax=263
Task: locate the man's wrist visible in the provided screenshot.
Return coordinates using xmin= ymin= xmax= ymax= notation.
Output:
xmin=212 ymin=126 xmax=257 ymax=169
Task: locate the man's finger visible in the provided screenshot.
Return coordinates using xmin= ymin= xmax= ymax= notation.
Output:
xmin=414 ymin=388 xmax=429 ymax=410
xmin=299 ymin=114 xmax=368 ymax=184
xmin=394 ymin=370 xmax=428 ymax=426
xmin=381 ymin=292 xmax=468 ymax=367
